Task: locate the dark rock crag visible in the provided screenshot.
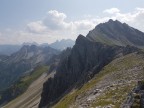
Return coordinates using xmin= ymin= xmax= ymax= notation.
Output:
xmin=39 ymin=34 xmax=139 ymax=107
xmin=39 ymin=20 xmax=144 ymax=108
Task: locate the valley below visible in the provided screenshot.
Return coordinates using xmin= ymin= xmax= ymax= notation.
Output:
xmin=3 ymin=71 xmax=55 ymax=108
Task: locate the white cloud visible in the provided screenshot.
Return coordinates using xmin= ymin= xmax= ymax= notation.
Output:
xmin=26 ymin=10 xmax=98 ymax=40
xmin=27 ymin=21 xmax=47 ymax=33
xmin=48 ymin=10 xmax=67 ymax=22
xmin=43 ymin=10 xmax=70 ymax=30
xmin=110 ymin=8 xmax=144 ymax=31
xmin=1 ymin=8 xmax=144 ymax=44
xmin=103 ymin=8 xmax=120 ymax=14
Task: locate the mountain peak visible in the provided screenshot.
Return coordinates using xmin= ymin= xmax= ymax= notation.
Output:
xmin=49 ymin=39 xmax=75 ymax=50
xmin=95 ymin=19 xmax=125 ymax=30
xmin=76 ymin=34 xmax=91 ymax=45
xmin=108 ymin=19 xmax=121 ymax=23
xmin=107 ymin=19 xmax=126 ymax=26
xmin=87 ymin=19 xmax=144 ymax=47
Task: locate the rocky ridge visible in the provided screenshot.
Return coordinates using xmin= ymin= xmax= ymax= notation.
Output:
xmin=39 ymin=20 xmax=144 ymax=108
xmin=61 ymin=53 xmax=144 ymax=108
xmin=39 ymin=35 xmax=139 ymax=107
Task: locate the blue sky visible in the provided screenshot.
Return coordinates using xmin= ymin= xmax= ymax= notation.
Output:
xmin=0 ymin=0 xmax=144 ymax=44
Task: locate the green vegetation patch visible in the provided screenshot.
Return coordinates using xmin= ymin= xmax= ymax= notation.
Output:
xmin=15 ymin=66 xmax=49 ymax=92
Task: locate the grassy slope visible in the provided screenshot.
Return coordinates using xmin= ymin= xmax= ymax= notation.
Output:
xmin=54 ymin=53 xmax=144 ymax=108
xmin=16 ymin=66 xmax=49 ymax=91
xmin=3 ymin=66 xmax=49 ymax=108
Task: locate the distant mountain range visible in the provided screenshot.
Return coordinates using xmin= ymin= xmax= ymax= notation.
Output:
xmin=49 ymin=39 xmax=75 ymax=50
xmin=0 ymin=39 xmax=74 ymax=55
xmin=0 ymin=38 xmax=74 ymax=106
xmin=0 ymin=45 xmax=59 ymax=91
xmin=0 ymin=45 xmax=21 ymax=55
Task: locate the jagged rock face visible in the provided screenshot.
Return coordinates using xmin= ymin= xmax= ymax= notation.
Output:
xmin=47 ymin=47 xmax=72 ymax=73
xmin=87 ymin=19 xmax=144 ymax=47
xmin=39 ymin=35 xmax=138 ymax=107
xmin=122 ymin=81 xmax=144 ymax=108
xmin=0 ymin=45 xmax=59 ymax=90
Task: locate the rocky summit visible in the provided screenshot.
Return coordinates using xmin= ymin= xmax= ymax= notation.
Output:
xmin=87 ymin=19 xmax=144 ymax=47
